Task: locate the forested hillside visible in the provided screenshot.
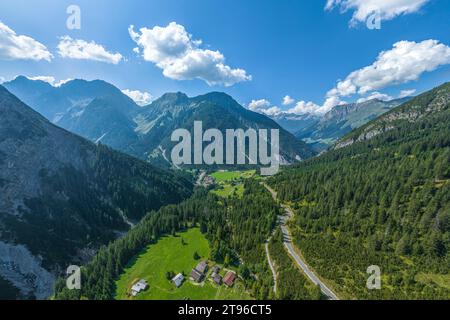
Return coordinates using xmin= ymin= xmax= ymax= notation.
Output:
xmin=269 ymin=228 xmax=322 ymax=300
xmin=0 ymin=86 xmax=192 ymax=299
xmin=269 ymin=84 xmax=450 ymax=299
xmin=54 ymin=181 xmax=287 ymax=300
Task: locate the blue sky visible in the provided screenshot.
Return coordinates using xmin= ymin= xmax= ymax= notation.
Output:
xmin=0 ymin=0 xmax=449 ymax=114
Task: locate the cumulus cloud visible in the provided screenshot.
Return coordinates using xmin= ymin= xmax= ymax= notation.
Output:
xmin=129 ymin=22 xmax=251 ymax=87
xmin=247 ymin=99 xmax=283 ymax=116
xmin=248 ymin=95 xmax=348 ymax=117
xmin=398 ymin=89 xmax=416 ymax=98
xmin=27 ymin=75 xmax=56 ymax=84
xmin=0 ymin=21 xmax=52 ymax=61
xmin=282 ymin=95 xmax=295 ymax=106
xmin=122 ymin=89 xmax=153 ymax=106
xmin=0 ymin=76 xmax=5 ymax=84
xmin=328 ymin=40 xmax=450 ymax=100
xmin=288 ymin=97 xmax=347 ymax=115
xmin=325 ymin=0 xmax=429 ymax=25
xmin=357 ymin=91 xmax=393 ymax=103
xmin=248 ymin=99 xmax=271 ymax=111
xmin=25 ymin=75 xmax=73 ymax=87
xmin=259 ymin=39 xmax=449 ymax=117
xmin=260 ymin=106 xmax=283 ymax=116
xmin=288 ymin=101 xmax=321 ymax=115
xmin=57 ymin=36 xmax=123 ymax=64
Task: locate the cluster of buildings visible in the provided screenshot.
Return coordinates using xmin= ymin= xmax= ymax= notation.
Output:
xmin=130 ymin=261 xmax=238 ymax=297
xmin=190 ymin=261 xmax=237 ymax=287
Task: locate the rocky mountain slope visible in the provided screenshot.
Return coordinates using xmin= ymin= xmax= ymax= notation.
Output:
xmin=294 ymin=98 xmax=410 ymax=150
xmin=335 ymin=83 xmax=450 ymax=149
xmin=0 ymin=86 xmax=192 ymax=299
xmin=269 ymin=82 xmax=450 ymax=299
xmin=134 ymin=92 xmax=316 ymax=166
xmin=4 ymin=77 xmax=316 ymax=167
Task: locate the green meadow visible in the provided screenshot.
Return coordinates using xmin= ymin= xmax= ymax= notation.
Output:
xmin=211 ymin=170 xmax=255 ymax=182
xmin=115 ymin=228 xmax=251 ymax=300
xmin=210 ymin=170 xmax=255 ymax=198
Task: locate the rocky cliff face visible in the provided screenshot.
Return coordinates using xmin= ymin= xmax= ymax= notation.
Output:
xmin=291 ymin=98 xmax=409 ymax=151
xmin=0 ymin=85 xmax=192 ymax=299
xmin=0 ymin=242 xmax=55 ymax=299
xmin=335 ymin=83 xmax=450 ymax=150
xmin=4 ymin=78 xmax=316 ymax=167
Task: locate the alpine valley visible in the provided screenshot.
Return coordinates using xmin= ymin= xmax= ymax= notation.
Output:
xmin=4 ymin=77 xmax=315 ymax=167
xmin=1 ymin=79 xmax=449 ymax=301
xmin=0 ymin=85 xmax=192 ymax=299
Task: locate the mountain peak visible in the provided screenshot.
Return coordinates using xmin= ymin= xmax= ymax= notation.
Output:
xmin=192 ymin=91 xmax=241 ymax=110
xmin=152 ymin=92 xmax=189 ymax=107
xmin=5 ymin=75 xmax=54 ymax=90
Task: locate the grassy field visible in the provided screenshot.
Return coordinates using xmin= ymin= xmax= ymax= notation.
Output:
xmin=211 ymin=170 xmax=255 ymax=182
xmin=115 ymin=228 xmax=251 ymax=300
xmin=210 ymin=170 xmax=255 ymax=198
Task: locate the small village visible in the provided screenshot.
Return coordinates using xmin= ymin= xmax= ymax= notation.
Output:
xmin=129 ymin=260 xmax=238 ymax=297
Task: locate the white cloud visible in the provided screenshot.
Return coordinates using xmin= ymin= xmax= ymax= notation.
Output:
xmin=247 ymin=99 xmax=282 ymax=116
xmin=0 ymin=76 xmax=5 ymax=84
xmin=398 ymin=89 xmax=416 ymax=98
xmin=54 ymin=78 xmax=74 ymax=87
xmin=328 ymin=40 xmax=450 ymax=99
xmin=288 ymin=96 xmax=347 ymax=115
xmin=57 ymin=36 xmax=123 ymax=64
xmin=357 ymin=91 xmax=393 ymax=103
xmin=258 ymin=39 xmax=449 ymax=117
xmin=0 ymin=21 xmax=52 ymax=61
xmin=261 ymin=106 xmax=283 ymax=116
xmin=248 ymin=99 xmax=271 ymax=111
xmin=129 ymin=22 xmax=251 ymax=87
xmin=325 ymin=0 xmax=429 ymax=25
xmin=122 ymin=89 xmax=153 ymax=106
xmin=25 ymin=75 xmax=73 ymax=87
xmin=282 ymin=95 xmax=295 ymax=106
xmin=27 ymin=75 xmax=55 ymax=84
xmin=288 ymin=101 xmax=321 ymax=115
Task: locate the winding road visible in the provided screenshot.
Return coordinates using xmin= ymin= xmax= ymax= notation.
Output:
xmin=264 ymin=242 xmax=277 ymax=294
xmin=263 ymin=184 xmax=339 ymax=300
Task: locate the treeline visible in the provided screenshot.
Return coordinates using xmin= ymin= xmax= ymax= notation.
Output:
xmin=4 ymin=143 xmax=193 ymax=270
xmin=269 ymin=105 xmax=450 ymax=299
xmin=204 ymin=180 xmax=280 ymax=299
xmin=91 ymin=144 xmax=193 ymax=221
xmin=54 ymin=190 xmax=219 ymax=300
xmin=54 ymin=180 xmax=280 ymax=300
xmin=269 ymin=228 xmax=321 ymax=300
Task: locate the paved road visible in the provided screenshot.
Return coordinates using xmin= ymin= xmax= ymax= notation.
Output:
xmin=264 ymin=184 xmax=339 ymax=300
xmin=264 ymin=242 xmax=277 ymax=294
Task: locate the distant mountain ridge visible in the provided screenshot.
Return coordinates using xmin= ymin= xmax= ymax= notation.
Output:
xmin=335 ymin=82 xmax=450 ymax=149
xmin=4 ymin=77 xmax=316 ymax=166
xmin=271 ymin=97 xmax=412 ymax=150
xmin=268 ymin=82 xmax=450 ymax=299
xmin=0 ymin=85 xmax=192 ymax=299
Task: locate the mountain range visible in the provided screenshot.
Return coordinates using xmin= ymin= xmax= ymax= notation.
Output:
xmin=2 ymin=74 xmax=448 ymax=300
xmin=4 ymin=77 xmax=316 ymax=166
xmin=271 ymin=97 xmax=412 ymax=151
xmin=0 ymin=85 xmax=192 ymax=299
